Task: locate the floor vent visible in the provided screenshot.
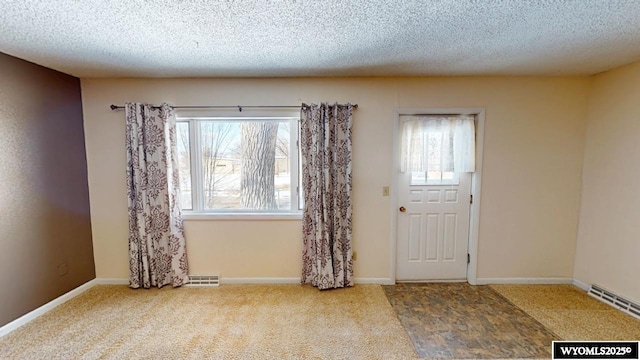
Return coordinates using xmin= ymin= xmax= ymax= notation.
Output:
xmin=588 ymin=284 xmax=640 ymax=320
xmin=186 ymin=275 xmax=220 ymax=287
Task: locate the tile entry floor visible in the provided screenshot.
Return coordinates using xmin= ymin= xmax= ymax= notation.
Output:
xmin=383 ymin=283 xmax=559 ymax=359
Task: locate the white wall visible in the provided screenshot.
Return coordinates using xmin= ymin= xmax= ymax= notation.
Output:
xmin=81 ymin=76 xmax=589 ymax=282
xmin=574 ymin=61 xmax=640 ymax=303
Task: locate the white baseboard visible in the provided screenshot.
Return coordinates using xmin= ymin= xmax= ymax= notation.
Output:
xmin=354 ymin=278 xmax=395 ymax=285
xmin=218 ymin=277 xmax=394 ymax=285
xmin=572 ymin=278 xmax=590 ymax=291
xmin=476 ymin=277 xmax=574 ymax=285
xmin=397 ymin=279 xmax=467 ymax=283
xmin=0 ymin=278 xmax=98 ymax=338
xmin=95 ymin=278 xmax=129 ymax=285
xmin=220 ymin=277 xmax=301 ymax=284
xmin=92 ymin=277 xmax=395 ymax=285
xmin=87 ymin=276 xmax=587 ymax=288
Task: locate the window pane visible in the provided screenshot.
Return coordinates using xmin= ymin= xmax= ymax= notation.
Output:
xmin=275 ymin=122 xmax=291 ymax=210
xmin=427 ymin=171 xmax=442 ymax=181
xmin=410 ymin=131 xmax=459 ymax=185
xmin=200 ymin=120 xmax=291 ymax=211
xmin=298 ymin=121 xmax=304 ymax=210
xmin=200 ymin=121 xmax=239 ymax=209
xmin=427 ymin=132 xmax=442 ymax=171
xmin=442 ymin=171 xmax=455 ymax=180
xmin=410 ymin=171 xmax=427 ymax=185
xmin=176 ymin=122 xmax=192 ymax=210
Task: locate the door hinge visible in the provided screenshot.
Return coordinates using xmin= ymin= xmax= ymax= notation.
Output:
xmin=467 ymin=254 xmax=470 ymax=264
xmin=470 ymin=194 xmax=473 ymax=204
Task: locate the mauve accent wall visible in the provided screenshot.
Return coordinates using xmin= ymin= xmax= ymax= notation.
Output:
xmin=0 ymin=52 xmax=95 ymax=327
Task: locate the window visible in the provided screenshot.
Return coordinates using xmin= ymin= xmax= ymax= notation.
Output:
xmin=408 ymin=125 xmax=459 ymax=185
xmin=175 ymin=117 xmax=301 ymax=215
xmin=401 ymin=114 xmax=475 ymax=186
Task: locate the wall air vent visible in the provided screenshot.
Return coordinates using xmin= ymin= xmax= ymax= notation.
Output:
xmin=186 ymin=275 xmax=220 ymax=287
xmin=588 ymin=284 xmax=640 ymax=320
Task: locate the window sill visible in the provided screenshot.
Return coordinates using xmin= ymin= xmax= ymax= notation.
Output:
xmin=181 ymin=212 xmax=303 ymax=221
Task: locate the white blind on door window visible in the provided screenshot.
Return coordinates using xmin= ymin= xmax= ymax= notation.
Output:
xmin=400 ymin=114 xmax=475 ymax=173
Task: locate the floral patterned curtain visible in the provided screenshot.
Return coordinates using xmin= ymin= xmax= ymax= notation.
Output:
xmin=300 ymin=103 xmax=354 ymax=290
xmin=125 ymin=103 xmax=188 ymax=289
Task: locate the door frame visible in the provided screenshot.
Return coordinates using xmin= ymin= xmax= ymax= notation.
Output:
xmin=390 ymin=108 xmax=485 ymax=285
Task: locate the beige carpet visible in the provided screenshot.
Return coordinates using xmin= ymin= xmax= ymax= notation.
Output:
xmin=0 ymin=284 xmax=417 ymax=360
xmin=491 ymin=284 xmax=640 ymax=341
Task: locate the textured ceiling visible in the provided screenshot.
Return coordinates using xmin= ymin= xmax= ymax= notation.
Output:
xmin=2 ymin=1 xmax=640 ymax=78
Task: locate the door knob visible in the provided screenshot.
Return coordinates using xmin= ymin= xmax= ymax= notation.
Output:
xmin=399 ymin=206 xmax=406 ymax=212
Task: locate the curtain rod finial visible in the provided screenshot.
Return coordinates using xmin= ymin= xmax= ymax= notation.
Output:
xmin=110 ymin=104 xmax=118 ymax=110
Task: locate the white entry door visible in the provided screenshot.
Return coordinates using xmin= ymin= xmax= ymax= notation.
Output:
xmin=396 ymin=169 xmax=471 ymax=281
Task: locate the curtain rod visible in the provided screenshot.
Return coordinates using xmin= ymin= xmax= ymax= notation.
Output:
xmin=109 ymin=104 xmax=358 ymax=112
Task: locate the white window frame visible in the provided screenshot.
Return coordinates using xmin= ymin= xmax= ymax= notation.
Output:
xmin=177 ymin=116 xmax=302 ymax=220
